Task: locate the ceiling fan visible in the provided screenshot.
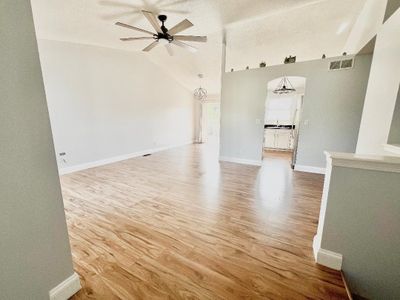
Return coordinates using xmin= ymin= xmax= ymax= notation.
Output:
xmin=115 ymin=11 xmax=207 ymax=55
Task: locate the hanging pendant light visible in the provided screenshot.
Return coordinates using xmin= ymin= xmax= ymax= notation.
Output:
xmin=194 ymin=74 xmax=207 ymax=102
xmin=194 ymin=74 xmax=207 ymax=144
xmin=273 ymin=77 xmax=296 ymax=94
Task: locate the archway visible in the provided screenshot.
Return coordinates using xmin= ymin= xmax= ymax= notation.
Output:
xmin=263 ymin=76 xmax=307 ymax=168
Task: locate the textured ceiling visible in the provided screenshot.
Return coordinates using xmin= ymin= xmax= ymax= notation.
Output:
xmin=31 ymin=0 xmax=366 ymax=95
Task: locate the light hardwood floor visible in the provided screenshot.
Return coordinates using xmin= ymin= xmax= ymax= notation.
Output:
xmin=61 ymin=145 xmax=348 ymax=299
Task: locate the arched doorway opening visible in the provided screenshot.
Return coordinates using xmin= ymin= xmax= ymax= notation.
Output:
xmin=263 ymin=76 xmax=306 ymax=168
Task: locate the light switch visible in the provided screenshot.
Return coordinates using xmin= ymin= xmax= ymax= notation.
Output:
xmin=303 ymin=119 xmax=309 ymax=126
xmin=255 ymin=119 xmax=262 ymax=124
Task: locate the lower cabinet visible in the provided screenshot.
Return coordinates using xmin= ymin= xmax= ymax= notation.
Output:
xmin=264 ymin=129 xmax=293 ymax=150
xmin=276 ymin=130 xmax=292 ymax=149
xmin=264 ymin=130 xmax=276 ymax=148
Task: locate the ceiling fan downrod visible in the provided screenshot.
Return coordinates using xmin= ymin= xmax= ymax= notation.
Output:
xmin=156 ymin=15 xmax=173 ymax=42
xmin=158 ymin=15 xmax=168 ymax=34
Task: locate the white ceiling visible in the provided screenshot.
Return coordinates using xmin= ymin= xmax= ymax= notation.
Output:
xmin=31 ymin=0 xmax=366 ymax=95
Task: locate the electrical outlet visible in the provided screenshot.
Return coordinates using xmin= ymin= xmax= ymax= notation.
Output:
xmin=59 ymin=152 xmax=67 ymax=164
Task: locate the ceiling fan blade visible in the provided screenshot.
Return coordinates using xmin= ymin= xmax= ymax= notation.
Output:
xmin=166 ymin=0 xmax=190 ymax=8
xmin=143 ymin=41 xmax=159 ymax=52
xmin=173 ymin=35 xmax=207 ymax=43
xmin=120 ymin=37 xmax=155 ymax=41
xmin=168 ymin=19 xmax=193 ymax=35
xmin=171 ymin=40 xmax=197 ymax=53
xmin=155 ymin=0 xmax=187 ymax=6
xmin=99 ymin=0 xmax=137 ymax=9
xmin=115 ymin=22 xmax=155 ymax=35
xmin=165 ymin=43 xmax=174 ymax=56
xmin=142 ymin=10 xmax=163 ymax=34
xmin=102 ymin=11 xmax=140 ymax=21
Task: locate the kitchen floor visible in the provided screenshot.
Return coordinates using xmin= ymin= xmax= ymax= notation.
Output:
xmin=263 ymin=149 xmax=293 ymax=161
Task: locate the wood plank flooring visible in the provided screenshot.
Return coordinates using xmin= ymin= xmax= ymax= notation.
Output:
xmin=61 ymin=145 xmax=348 ymax=299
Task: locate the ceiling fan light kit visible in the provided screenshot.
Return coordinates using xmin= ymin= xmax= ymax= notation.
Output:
xmin=115 ymin=11 xmax=207 ymax=56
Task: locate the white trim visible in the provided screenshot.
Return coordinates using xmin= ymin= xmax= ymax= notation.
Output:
xmin=384 ymin=144 xmax=400 ymax=156
xmin=219 ymin=156 xmax=262 ymax=166
xmin=326 ymin=151 xmax=400 ymax=173
xmin=59 ymin=141 xmax=193 ymax=175
xmin=49 ymin=272 xmax=81 ymax=300
xmin=294 ymin=164 xmax=326 ymax=174
xmin=313 ymin=236 xmax=343 ymax=271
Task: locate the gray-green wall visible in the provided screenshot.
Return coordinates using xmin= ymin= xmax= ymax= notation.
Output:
xmin=388 ymin=85 xmax=400 ymax=144
xmin=322 ymin=166 xmax=400 ymax=299
xmin=220 ymin=55 xmax=372 ymax=168
xmin=385 ymin=0 xmax=400 ymax=21
xmin=0 ymin=1 xmax=75 ymax=298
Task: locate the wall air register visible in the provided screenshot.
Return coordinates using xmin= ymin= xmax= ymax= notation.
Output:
xmin=329 ymin=58 xmax=354 ymax=71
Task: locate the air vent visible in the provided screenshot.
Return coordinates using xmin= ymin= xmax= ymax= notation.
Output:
xmin=341 ymin=59 xmax=353 ymax=69
xmin=329 ymin=58 xmax=354 ymax=71
xmin=330 ymin=61 xmax=341 ymax=70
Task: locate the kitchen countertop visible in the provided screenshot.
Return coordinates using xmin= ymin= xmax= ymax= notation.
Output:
xmin=264 ymin=124 xmax=295 ymax=129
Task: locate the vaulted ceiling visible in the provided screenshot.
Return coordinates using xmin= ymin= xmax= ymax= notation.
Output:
xmin=31 ymin=0 xmax=366 ymax=95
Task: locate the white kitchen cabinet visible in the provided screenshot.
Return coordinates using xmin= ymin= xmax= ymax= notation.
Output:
xmin=264 ymin=129 xmax=276 ymax=148
xmin=275 ymin=130 xmax=291 ymax=149
xmin=264 ymin=129 xmax=294 ymax=150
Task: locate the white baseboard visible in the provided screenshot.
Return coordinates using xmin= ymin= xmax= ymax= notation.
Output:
xmin=294 ymin=164 xmax=326 ymax=174
xmin=219 ymin=156 xmax=262 ymax=166
xmin=313 ymin=236 xmax=343 ymax=270
xmin=49 ymin=272 xmax=81 ymax=300
xmin=59 ymin=141 xmax=193 ymax=175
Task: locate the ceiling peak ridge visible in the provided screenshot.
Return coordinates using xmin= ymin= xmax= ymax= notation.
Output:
xmin=146 ymin=56 xmax=193 ymax=92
